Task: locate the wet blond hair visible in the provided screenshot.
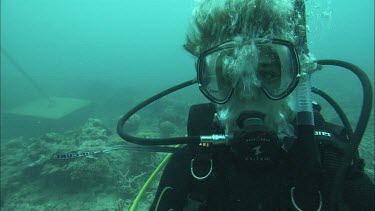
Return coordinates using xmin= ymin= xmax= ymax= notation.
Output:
xmin=184 ymin=0 xmax=301 ymax=56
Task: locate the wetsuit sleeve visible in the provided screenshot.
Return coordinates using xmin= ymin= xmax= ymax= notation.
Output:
xmin=150 ymin=147 xmax=193 ymax=211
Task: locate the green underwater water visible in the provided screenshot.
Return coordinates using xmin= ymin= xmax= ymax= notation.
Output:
xmin=1 ymin=0 xmax=374 ymax=210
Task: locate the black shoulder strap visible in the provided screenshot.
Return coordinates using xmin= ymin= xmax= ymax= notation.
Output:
xmin=187 ymin=103 xmax=224 ymax=136
xmin=186 ymin=103 xmax=225 ymax=209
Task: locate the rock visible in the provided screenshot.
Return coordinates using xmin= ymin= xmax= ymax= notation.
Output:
xmin=4 ymin=137 xmax=25 ymax=150
xmin=123 ymin=114 xmax=141 ymax=133
xmin=159 ymin=121 xmax=177 ymax=138
xmin=79 ymin=118 xmax=112 ymax=141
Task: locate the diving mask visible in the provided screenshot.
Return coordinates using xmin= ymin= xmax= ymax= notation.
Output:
xmin=196 ymin=38 xmax=301 ymax=104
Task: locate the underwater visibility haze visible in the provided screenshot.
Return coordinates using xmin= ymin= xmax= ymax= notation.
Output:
xmin=0 ymin=0 xmax=373 ymax=210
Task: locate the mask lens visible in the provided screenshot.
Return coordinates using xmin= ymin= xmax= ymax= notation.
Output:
xmin=198 ymin=49 xmax=234 ymax=103
xmin=256 ymin=43 xmax=298 ymax=99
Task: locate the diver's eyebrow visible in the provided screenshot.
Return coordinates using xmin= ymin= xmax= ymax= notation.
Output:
xmin=258 ymin=63 xmax=281 ymax=74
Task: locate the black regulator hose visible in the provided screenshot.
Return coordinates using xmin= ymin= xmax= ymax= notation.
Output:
xmin=316 ymin=59 xmax=373 ymax=209
xmin=118 ymin=61 xmax=372 ymax=150
xmin=311 ymin=86 xmax=353 ymax=137
xmin=311 ymin=86 xmax=359 ymax=161
xmin=117 ymin=79 xmax=201 ymax=145
xmin=316 ymin=60 xmax=373 ymax=153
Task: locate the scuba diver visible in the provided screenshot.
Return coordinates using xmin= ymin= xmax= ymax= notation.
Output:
xmin=117 ymin=0 xmax=374 ymax=210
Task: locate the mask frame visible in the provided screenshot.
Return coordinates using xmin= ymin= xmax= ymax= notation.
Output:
xmin=196 ymin=38 xmax=301 ymax=104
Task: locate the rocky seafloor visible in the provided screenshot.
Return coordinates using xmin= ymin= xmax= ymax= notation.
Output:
xmin=1 ymin=116 xmax=180 ymax=210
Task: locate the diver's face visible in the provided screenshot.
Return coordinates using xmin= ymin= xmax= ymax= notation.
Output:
xmin=214 ymin=42 xmax=289 ymax=133
xmin=217 ymin=43 xmax=281 ymax=102
xmin=197 ymin=38 xmax=298 ymax=134
xmin=257 ymin=53 xmax=282 ymax=90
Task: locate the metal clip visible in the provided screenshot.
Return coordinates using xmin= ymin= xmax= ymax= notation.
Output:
xmin=190 ymin=158 xmax=213 ymax=180
xmin=290 ymin=186 xmax=322 ymax=211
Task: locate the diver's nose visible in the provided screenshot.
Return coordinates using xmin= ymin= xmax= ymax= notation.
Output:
xmin=235 ymin=70 xmax=262 ymax=99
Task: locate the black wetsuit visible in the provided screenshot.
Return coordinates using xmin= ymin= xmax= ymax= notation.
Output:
xmin=150 ymin=104 xmax=374 ymax=210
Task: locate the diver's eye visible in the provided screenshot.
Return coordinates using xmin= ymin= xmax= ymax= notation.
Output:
xmin=258 ymin=71 xmax=279 ymax=81
xmin=258 ymin=65 xmax=280 ymax=82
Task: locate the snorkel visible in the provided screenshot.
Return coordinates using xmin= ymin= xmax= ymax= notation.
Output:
xmin=287 ymin=1 xmax=323 ymax=210
xmin=292 ymin=0 xmax=321 ymax=173
xmin=293 ymin=64 xmax=320 ymax=175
